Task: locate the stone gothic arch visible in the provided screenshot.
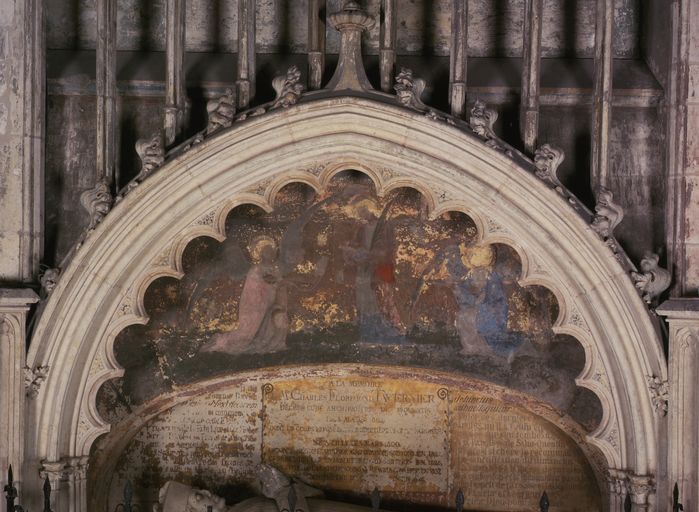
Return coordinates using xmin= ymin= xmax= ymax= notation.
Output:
xmin=24 ymin=94 xmax=665 ymax=510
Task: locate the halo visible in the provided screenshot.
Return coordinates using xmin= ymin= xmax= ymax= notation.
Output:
xmin=248 ymin=235 xmax=278 ymax=263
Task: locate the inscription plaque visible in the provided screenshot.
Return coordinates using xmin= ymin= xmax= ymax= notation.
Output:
xmin=450 ymin=393 xmax=600 ymax=511
xmin=115 ymin=384 xmax=262 ymax=484
xmin=112 ymin=368 xmax=601 ymax=512
xmin=262 ymin=378 xmax=448 ymax=493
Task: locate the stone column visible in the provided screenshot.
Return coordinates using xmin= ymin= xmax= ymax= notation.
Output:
xmin=590 ymin=0 xmax=614 ymax=190
xmin=0 ymin=0 xmax=45 ymax=283
xmin=449 ymin=0 xmax=468 ymax=117
xmin=379 ymin=0 xmax=397 ymax=93
xmin=237 ymin=0 xmax=256 ymax=109
xmin=96 ymin=0 xmax=117 ymax=188
xmin=39 ymin=460 xmax=66 ymax=511
xmin=658 ymin=299 xmax=699 ymax=512
xmin=665 ymin=0 xmax=699 ymax=294
xmin=164 ymin=0 xmax=187 ymax=147
xmin=520 ymin=0 xmax=543 ymax=153
xmin=308 ymin=0 xmax=326 ymax=90
xmin=608 ymin=469 xmax=629 ymax=511
xmin=39 ymin=456 xmax=88 ymax=512
xmin=0 ymin=289 xmax=39 ymax=488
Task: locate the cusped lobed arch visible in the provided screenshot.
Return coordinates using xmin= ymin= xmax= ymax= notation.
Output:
xmin=25 ymin=96 xmax=664 ymax=490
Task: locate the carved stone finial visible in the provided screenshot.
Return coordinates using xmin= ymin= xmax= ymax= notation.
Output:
xmin=394 ymin=68 xmax=428 ymax=112
xmin=470 ymin=99 xmax=498 ymax=140
xmin=533 ymin=144 xmax=565 ymax=189
xmin=39 ymin=267 xmax=60 ymax=297
xmin=24 ymin=365 xmax=50 ymax=398
xmin=80 ymin=178 xmax=113 ymax=232
xmin=271 ymin=66 xmax=304 ymax=110
xmin=646 ymin=375 xmax=669 ymax=416
xmin=326 ymin=1 xmax=375 ymax=92
xmin=632 ymin=253 xmax=672 ymax=304
xmin=206 ymin=88 xmax=236 ymax=134
xmin=591 ymin=186 xmax=624 ymax=239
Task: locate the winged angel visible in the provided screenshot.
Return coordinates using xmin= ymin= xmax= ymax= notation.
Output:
xmin=199 ymin=202 xmax=329 ymax=355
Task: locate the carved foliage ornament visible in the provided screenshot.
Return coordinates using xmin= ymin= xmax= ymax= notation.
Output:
xmin=470 ymin=99 xmax=498 ymax=140
xmin=469 ymin=100 xmax=512 ymax=156
xmin=80 ymin=178 xmax=113 ymax=232
xmin=533 ymin=144 xmax=565 ymax=190
xmin=206 ymin=89 xmax=236 ymax=134
xmin=270 ymin=65 xmax=304 ymax=110
xmin=118 ymin=133 xmax=166 ymax=199
xmin=646 ymin=375 xmax=669 ymax=416
xmin=591 ymin=187 xmax=624 ymax=239
xmin=631 ymin=253 xmax=671 ymax=305
xmin=394 ymin=68 xmax=428 ymax=112
xmin=24 ymin=364 xmax=50 ymax=398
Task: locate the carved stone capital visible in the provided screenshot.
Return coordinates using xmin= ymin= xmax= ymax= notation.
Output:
xmin=628 ymin=474 xmax=655 ymax=505
xmin=39 ymin=460 xmax=67 ymax=481
xmin=607 ymin=468 xmax=630 ymax=496
xmin=40 ymin=456 xmax=90 ymax=482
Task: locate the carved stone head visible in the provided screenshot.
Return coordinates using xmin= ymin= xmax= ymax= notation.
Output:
xmin=40 ymin=268 xmax=60 ymax=295
xmin=158 ymin=481 xmax=228 ymax=512
xmin=639 ymin=252 xmax=660 ymax=273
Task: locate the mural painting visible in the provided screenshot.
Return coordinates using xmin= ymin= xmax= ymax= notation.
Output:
xmin=98 ymin=171 xmax=602 ymax=431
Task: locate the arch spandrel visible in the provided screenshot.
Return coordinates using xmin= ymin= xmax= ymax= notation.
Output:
xmin=26 ymin=96 xmax=664 ymax=479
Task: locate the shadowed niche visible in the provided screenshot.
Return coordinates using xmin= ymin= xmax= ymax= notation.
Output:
xmin=97 ymin=170 xmax=602 ymax=432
